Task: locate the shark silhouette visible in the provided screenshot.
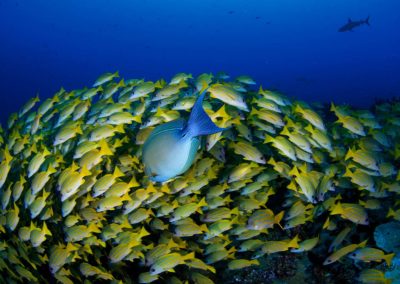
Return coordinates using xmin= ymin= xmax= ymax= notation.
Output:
xmin=339 ymin=16 xmax=370 ymax=32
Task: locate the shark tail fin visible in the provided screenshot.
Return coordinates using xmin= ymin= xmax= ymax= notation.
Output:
xmin=365 ymin=16 xmax=370 ymax=26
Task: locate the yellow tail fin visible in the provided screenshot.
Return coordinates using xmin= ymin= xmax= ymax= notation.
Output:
xmin=274 ymin=211 xmax=285 ymax=229
xmin=384 ymin=253 xmax=395 ymax=266
xmin=128 ymin=176 xmax=139 ymax=188
xmin=287 ymin=181 xmax=298 ymax=191
xmin=200 ymin=224 xmax=209 ymax=233
xmin=197 ymin=197 xmax=207 ymax=208
xmin=387 ymin=208 xmax=395 ymax=218
xmin=358 ymin=239 xmax=368 ymax=248
xmin=231 ymin=207 xmax=239 ymax=216
xmin=288 ymin=166 xmax=300 ymax=177
xmin=47 ymin=166 xmax=57 ymax=175
xmin=183 ymin=252 xmax=195 ymax=262
xmin=139 ymin=227 xmax=150 ymax=238
xmin=227 ymin=247 xmax=236 ymax=259
xmin=231 ymin=216 xmax=240 ymax=225
xmin=147 ymin=209 xmax=155 ymax=217
xmin=304 ymin=124 xmax=314 ymax=134
xmin=113 ymin=166 xmax=124 ymax=179
xmin=88 ymin=223 xmax=101 ymax=234
xmin=3 ymin=147 xmax=13 ymax=163
xmin=14 ymin=203 xmax=19 ymax=214
xmin=160 ymin=184 xmax=170 ymax=194
xmin=330 ymin=202 xmax=344 ymax=215
xmin=288 ymin=235 xmax=300 ymax=248
xmin=43 ymin=147 xmax=51 ymax=157
xmin=99 ymin=140 xmax=113 ymax=156
xmin=118 ymin=79 xmax=125 ymax=88
xmin=343 ymin=167 xmax=353 ymax=178
xmin=178 ymin=80 xmax=188 ymax=89
xmin=80 ymin=166 xmax=91 ymax=178
xmin=263 ymin=135 xmax=274 ymax=144
xmin=294 ymin=104 xmax=303 ymax=114
xmin=249 ymin=107 xmax=259 ymax=117
xmin=280 ymin=126 xmax=291 ymax=137
xmin=345 ymin=148 xmax=355 ymax=161
xmin=146 ymin=183 xmax=157 ymax=194
xmin=114 ymin=124 xmax=125 ymax=134
xmin=74 ymin=125 xmax=83 ymax=135
xmin=223 ymin=195 xmax=233 ymax=204
xmin=42 ymin=222 xmax=52 ymax=236
xmin=207 ymin=264 xmax=216 ymax=274
xmin=167 ymin=238 xmax=179 ymax=249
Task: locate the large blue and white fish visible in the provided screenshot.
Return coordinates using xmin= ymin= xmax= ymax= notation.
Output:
xmin=142 ymin=91 xmax=226 ymax=182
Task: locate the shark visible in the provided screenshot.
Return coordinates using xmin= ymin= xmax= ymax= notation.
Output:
xmin=339 ymin=16 xmax=370 ymax=32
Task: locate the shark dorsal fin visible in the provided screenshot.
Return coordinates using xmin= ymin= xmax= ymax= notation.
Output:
xmin=348 ymin=18 xmax=352 ymax=23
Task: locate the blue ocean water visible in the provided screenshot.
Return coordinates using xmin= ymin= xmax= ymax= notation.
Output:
xmin=0 ymin=0 xmax=399 ymax=125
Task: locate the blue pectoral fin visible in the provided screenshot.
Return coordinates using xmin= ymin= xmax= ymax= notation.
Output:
xmin=186 ymin=91 xmax=227 ymax=137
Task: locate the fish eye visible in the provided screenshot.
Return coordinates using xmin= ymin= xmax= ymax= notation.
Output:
xmin=150 ymin=268 xmax=155 ymax=272
xmin=351 ymin=253 xmax=356 ymax=256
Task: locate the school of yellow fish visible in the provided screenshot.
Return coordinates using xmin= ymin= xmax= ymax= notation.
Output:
xmin=0 ymin=71 xmax=399 ymax=283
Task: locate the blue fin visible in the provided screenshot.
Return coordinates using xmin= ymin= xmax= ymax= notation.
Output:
xmin=365 ymin=16 xmax=370 ymax=26
xmin=184 ymin=91 xmax=226 ymax=137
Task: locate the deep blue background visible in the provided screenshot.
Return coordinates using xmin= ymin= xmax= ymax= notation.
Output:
xmin=1 ymin=0 xmax=399 ymax=125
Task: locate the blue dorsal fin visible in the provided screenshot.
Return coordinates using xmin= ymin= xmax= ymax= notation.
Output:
xmin=348 ymin=18 xmax=352 ymax=23
xmin=185 ymin=91 xmax=226 ymax=137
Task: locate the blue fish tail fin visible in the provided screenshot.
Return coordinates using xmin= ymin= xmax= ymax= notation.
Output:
xmin=186 ymin=91 xmax=226 ymax=137
xmin=365 ymin=16 xmax=370 ymax=26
